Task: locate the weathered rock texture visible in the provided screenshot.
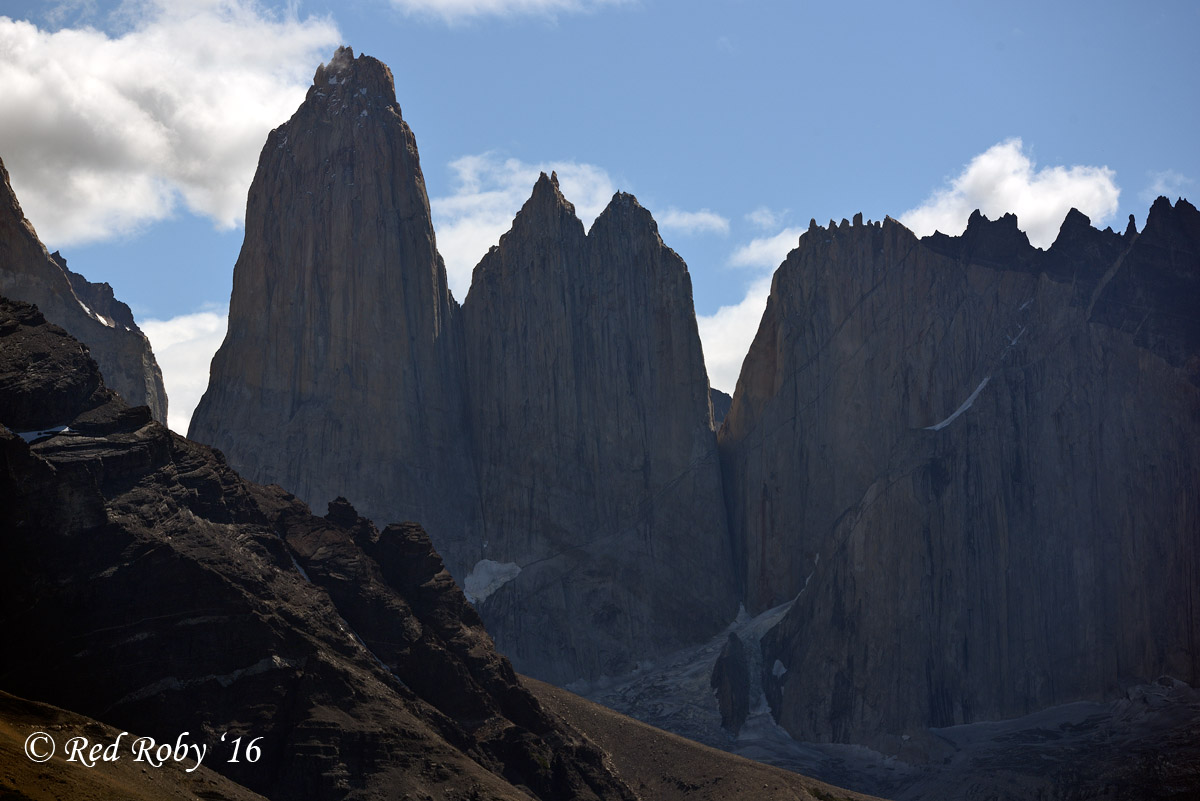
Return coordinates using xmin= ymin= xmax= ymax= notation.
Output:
xmin=718 ymin=202 xmax=1200 ymax=743
xmin=461 ymin=175 xmax=737 ymax=681
xmin=188 ymin=47 xmax=481 ymax=576
xmin=0 ymin=295 xmax=637 ymax=801
xmin=710 ymin=388 xmax=733 ymax=426
xmin=0 ymin=156 xmax=166 ymax=421
xmin=190 ymin=48 xmax=736 ymax=685
xmin=710 ymin=633 xmax=751 ymax=732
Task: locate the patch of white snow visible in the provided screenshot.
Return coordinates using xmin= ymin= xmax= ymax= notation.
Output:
xmin=15 ymin=425 xmax=71 ymax=443
xmin=463 ymin=559 xmax=522 ymax=605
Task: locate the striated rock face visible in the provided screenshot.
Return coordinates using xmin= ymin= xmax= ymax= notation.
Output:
xmin=0 ymin=294 xmax=636 ymax=801
xmin=460 ymin=175 xmax=737 ymax=681
xmin=0 ymin=156 xmax=166 ymax=422
xmin=719 ymin=202 xmax=1200 ymax=743
xmin=188 ymin=47 xmax=481 ymax=576
xmin=190 ymin=47 xmax=736 ymax=685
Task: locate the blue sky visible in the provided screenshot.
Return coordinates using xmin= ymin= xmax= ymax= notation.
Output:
xmin=1 ymin=0 xmax=1197 ymax=431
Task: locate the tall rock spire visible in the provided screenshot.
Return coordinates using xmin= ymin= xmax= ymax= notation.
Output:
xmin=191 ymin=48 xmax=739 ymax=683
xmin=461 ymin=179 xmax=737 ymax=681
xmin=189 ymin=47 xmax=481 ymax=573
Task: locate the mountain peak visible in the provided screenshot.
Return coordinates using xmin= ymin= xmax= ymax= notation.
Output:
xmin=521 ymin=172 xmax=577 ymax=222
xmin=311 ymin=46 xmax=396 ymax=103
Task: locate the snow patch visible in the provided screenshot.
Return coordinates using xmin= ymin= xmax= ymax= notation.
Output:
xmin=15 ymin=425 xmax=72 ymax=443
xmin=772 ymin=659 xmax=788 ymax=678
xmin=925 ymin=376 xmax=991 ymax=432
xmin=463 ymin=559 xmax=522 ymax=604
xmin=76 ymin=299 xmax=115 ymax=327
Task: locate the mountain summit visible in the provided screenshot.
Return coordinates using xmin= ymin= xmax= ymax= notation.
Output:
xmin=189 ymin=47 xmax=483 ymax=576
xmin=462 ymin=177 xmax=736 ymax=681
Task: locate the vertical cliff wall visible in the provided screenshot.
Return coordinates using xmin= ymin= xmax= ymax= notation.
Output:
xmin=461 ymin=175 xmax=737 ymax=681
xmin=0 ymin=156 xmax=167 ymax=422
xmin=719 ymin=203 xmax=1200 ymax=742
xmin=188 ymin=47 xmax=482 ymax=575
xmin=188 ymin=50 xmax=736 ymax=682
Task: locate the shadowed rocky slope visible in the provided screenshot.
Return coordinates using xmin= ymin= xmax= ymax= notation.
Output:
xmin=0 ymin=156 xmax=166 ymax=422
xmin=0 ymin=295 xmax=638 ymax=801
xmin=0 ymin=691 xmax=269 ymax=801
xmin=718 ymin=203 xmax=1200 ymax=744
xmin=461 ymin=174 xmax=736 ymax=681
xmin=1 ymin=290 xmax=879 ymax=801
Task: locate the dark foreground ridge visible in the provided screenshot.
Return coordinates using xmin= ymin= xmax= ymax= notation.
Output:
xmin=0 ymin=295 xmax=635 ymax=801
xmin=0 ymin=294 xmax=874 ymax=801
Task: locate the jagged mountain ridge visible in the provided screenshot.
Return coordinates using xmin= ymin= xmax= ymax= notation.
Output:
xmin=181 ymin=44 xmax=1198 ymax=788
xmin=190 ymin=47 xmax=736 ymax=684
xmin=0 ymin=155 xmax=166 ymax=422
xmin=461 ymin=173 xmax=736 ymax=682
xmin=718 ymin=202 xmax=1200 ymax=743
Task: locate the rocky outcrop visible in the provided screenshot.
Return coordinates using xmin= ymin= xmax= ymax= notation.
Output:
xmin=719 ymin=202 xmax=1200 ymax=743
xmin=710 ymin=633 xmax=750 ymax=732
xmin=0 ymin=156 xmax=166 ymax=422
xmin=0 ymin=294 xmax=637 ymax=801
xmin=188 ymin=47 xmax=481 ymax=577
xmin=710 ymin=388 xmax=733 ymax=426
xmin=460 ymin=175 xmax=737 ymax=681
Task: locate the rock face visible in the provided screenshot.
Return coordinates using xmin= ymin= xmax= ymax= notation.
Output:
xmin=0 ymin=156 xmax=166 ymax=422
xmin=718 ymin=203 xmax=1200 ymax=743
xmin=189 ymin=47 xmax=481 ymax=577
xmin=710 ymin=388 xmax=733 ymax=426
xmin=190 ymin=48 xmax=736 ymax=685
xmin=0 ymin=295 xmax=637 ymax=801
xmin=460 ymin=175 xmax=736 ymax=681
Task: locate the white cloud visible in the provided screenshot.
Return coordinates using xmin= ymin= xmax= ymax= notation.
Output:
xmin=1141 ymin=169 xmax=1192 ymax=204
xmin=390 ymin=0 xmax=627 ymax=23
xmin=0 ymin=3 xmax=339 ymax=247
xmin=697 ymin=275 xmax=772 ymax=394
xmin=431 ymin=153 xmax=617 ymax=298
xmin=728 ymin=226 xmax=804 ymax=270
xmin=900 ymin=138 xmax=1119 ymax=249
xmin=659 ymin=208 xmax=729 ymax=236
xmin=141 ymin=307 xmax=228 ymax=435
xmin=745 ymin=206 xmax=782 ymax=230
